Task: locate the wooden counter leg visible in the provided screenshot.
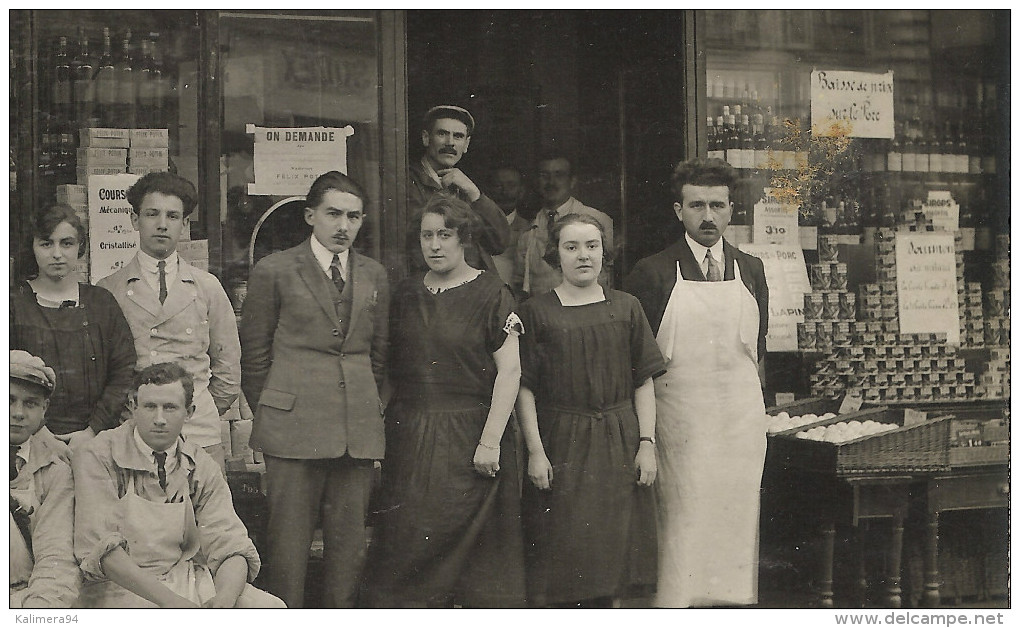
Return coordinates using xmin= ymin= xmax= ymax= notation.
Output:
xmin=885 ymin=513 xmax=904 ymax=608
xmin=854 ymin=523 xmax=868 ymax=607
xmin=819 ymin=520 xmax=836 ymax=608
xmin=922 ymin=510 xmax=941 ymax=607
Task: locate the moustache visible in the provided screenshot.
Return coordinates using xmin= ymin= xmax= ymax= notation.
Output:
xmin=699 ymin=222 xmax=718 ymax=230
xmin=439 ymin=148 xmax=457 ymax=155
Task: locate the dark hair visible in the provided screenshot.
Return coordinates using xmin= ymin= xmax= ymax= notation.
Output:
xmin=131 ymin=362 xmax=194 ymax=408
xmin=536 ymin=150 xmax=575 ymax=177
xmin=306 ymin=170 xmax=367 ymax=209
xmin=23 ymin=204 xmax=87 ymax=278
xmin=422 ymin=105 xmax=475 ymax=136
xmin=127 ymin=172 xmax=199 ymax=217
xmin=542 ymin=213 xmax=613 ymax=269
xmin=417 ymin=191 xmax=481 ymax=246
xmin=670 ymin=157 xmax=738 ymax=203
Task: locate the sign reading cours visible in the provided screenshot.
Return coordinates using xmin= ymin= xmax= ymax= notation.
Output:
xmin=89 ymin=173 xmax=140 ymax=284
xmin=896 ymin=233 xmax=960 ymax=344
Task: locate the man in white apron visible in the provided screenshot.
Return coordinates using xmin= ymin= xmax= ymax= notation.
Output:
xmin=625 ymin=157 xmax=769 ymax=608
xmin=10 ymin=350 xmax=80 ymax=608
xmin=72 ymin=362 xmax=284 ymax=608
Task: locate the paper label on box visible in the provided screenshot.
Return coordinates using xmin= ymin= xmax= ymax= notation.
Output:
xmin=774 ymin=392 xmax=797 ymax=406
xmin=903 ymin=408 xmax=927 ymax=427
xmin=129 ymin=128 xmax=170 ymax=147
xmin=838 ymin=389 xmax=864 ymax=413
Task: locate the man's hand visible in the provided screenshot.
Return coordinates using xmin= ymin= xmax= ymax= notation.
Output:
xmin=203 ymin=592 xmax=238 ymax=608
xmin=437 ymin=168 xmax=481 ymax=202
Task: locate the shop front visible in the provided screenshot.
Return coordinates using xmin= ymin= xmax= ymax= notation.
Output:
xmin=8 ymin=9 xmax=1010 ymax=608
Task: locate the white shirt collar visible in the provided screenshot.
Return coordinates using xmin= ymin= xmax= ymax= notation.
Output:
xmin=421 ymin=155 xmax=443 ymax=187
xmin=133 ymin=426 xmax=179 ymax=474
xmin=136 ymin=249 xmax=179 ymax=275
xmin=309 ymin=236 xmax=350 ymax=278
xmin=685 ymin=231 xmax=724 ymax=265
xmin=13 ymin=439 xmax=31 ymax=469
xmin=505 ymin=209 xmax=518 ymax=225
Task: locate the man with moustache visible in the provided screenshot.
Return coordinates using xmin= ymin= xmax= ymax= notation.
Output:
xmin=513 ymin=152 xmax=614 ymax=298
xmin=624 ymin=157 xmax=768 ymax=608
xmin=240 ymin=171 xmax=389 ymax=608
xmin=489 ymin=164 xmax=535 ymax=287
xmin=408 ymin=105 xmax=509 ymax=273
xmin=99 ymin=172 xmax=240 ymax=471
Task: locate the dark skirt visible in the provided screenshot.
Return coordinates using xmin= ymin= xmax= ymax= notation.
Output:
xmin=364 ymin=394 xmax=526 ymax=608
xmin=523 ymin=402 xmax=658 ymax=606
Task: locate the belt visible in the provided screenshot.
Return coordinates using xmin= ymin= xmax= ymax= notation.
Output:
xmin=538 ymin=400 xmax=633 ymax=420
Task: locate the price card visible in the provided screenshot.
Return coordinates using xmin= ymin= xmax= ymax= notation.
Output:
xmin=775 ymin=392 xmax=797 ymax=406
xmin=838 ymin=389 xmax=864 ymax=414
xmin=903 ymin=408 xmax=928 ymax=427
xmin=753 ymin=188 xmax=800 ymax=246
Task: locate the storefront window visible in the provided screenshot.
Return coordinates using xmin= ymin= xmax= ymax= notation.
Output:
xmin=217 ymin=11 xmax=381 ymax=306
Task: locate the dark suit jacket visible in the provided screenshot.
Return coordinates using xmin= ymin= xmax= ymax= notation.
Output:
xmin=240 ymin=239 xmax=389 ymax=460
xmin=407 ymin=159 xmax=511 ymax=274
xmin=624 ymin=236 xmax=769 ymax=361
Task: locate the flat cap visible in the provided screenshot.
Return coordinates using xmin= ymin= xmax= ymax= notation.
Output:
xmin=423 ymin=105 xmax=475 ymax=135
xmin=10 ymin=350 xmax=56 ymax=395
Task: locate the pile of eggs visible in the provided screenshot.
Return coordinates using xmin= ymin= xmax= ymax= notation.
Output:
xmin=795 ymin=420 xmax=898 ymax=444
xmin=767 ymin=411 xmax=837 ymax=435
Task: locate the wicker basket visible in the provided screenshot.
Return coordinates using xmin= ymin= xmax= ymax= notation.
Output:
xmin=766 ymin=397 xmax=842 ymax=417
xmin=769 ymin=407 xmax=956 ymax=476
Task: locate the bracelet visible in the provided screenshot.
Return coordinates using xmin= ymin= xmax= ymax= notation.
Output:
xmin=477 ymin=441 xmax=500 ymax=451
xmin=639 ymin=436 xmax=656 ymax=445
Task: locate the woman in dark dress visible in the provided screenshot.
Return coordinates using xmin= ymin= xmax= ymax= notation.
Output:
xmin=517 ymin=213 xmax=666 ymax=607
xmin=363 ymin=192 xmax=526 ymax=607
xmin=10 ymin=204 xmax=136 ymax=449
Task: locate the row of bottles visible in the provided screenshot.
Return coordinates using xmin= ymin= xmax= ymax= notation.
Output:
xmin=706 ymin=106 xmax=808 ymax=170
xmin=39 ymin=27 xmax=176 ymax=186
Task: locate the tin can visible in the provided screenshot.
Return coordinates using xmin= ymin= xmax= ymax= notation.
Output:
xmin=985 ymin=291 xmax=1004 ymax=317
xmin=798 ymin=322 xmax=817 ymax=351
xmin=838 ymin=292 xmax=856 ymax=320
xmin=818 ymin=234 xmax=839 ymax=262
xmin=815 ymin=321 xmax=832 ymax=350
xmin=833 ymin=322 xmax=851 ymax=346
xmin=810 ymin=264 xmax=831 ymax=291
xmin=804 ymin=293 xmax=822 ymax=320
xmin=821 ymin=292 xmax=839 ymax=320
xmin=999 ymin=318 xmax=1010 ymax=346
xmin=831 ymin=263 xmax=848 ymax=291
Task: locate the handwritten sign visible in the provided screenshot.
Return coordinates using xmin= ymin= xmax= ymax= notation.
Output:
xmin=753 ymin=188 xmax=800 ymax=245
xmin=896 ymin=233 xmax=960 ymax=344
xmin=739 ymin=243 xmax=811 ymax=352
xmin=921 ymin=190 xmax=960 ymax=231
xmin=247 ymin=125 xmax=354 ymax=196
xmin=88 ymin=174 xmax=140 ymax=284
xmin=811 ymin=70 xmax=894 ymax=139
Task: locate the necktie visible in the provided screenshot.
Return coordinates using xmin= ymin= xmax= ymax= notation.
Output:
xmin=157 ymin=260 xmax=168 ymax=304
xmin=705 ymin=251 xmax=722 ymax=282
xmin=10 ymin=445 xmax=21 ymax=481
xmin=330 ymin=254 xmax=345 ymax=294
xmin=154 ymin=451 xmax=168 ymax=492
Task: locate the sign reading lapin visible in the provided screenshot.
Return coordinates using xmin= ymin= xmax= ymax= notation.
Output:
xmin=247 ymin=124 xmax=355 ymax=196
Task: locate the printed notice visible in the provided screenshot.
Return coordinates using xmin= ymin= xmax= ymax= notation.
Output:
xmin=88 ymin=173 xmax=141 ymax=284
xmin=739 ymin=243 xmax=811 ymax=352
xmin=753 ymin=188 xmax=800 ymax=246
xmin=896 ymin=233 xmax=960 ymax=344
xmin=921 ymin=190 xmax=960 ymax=231
xmin=811 ymin=70 xmax=894 ymax=139
xmin=248 ymin=125 xmax=355 ymax=196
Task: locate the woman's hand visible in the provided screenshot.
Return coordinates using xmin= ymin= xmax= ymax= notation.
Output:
xmin=635 ymin=441 xmax=657 ymax=487
xmin=527 ymin=451 xmax=553 ymax=490
xmin=473 ymin=442 xmax=500 ymax=478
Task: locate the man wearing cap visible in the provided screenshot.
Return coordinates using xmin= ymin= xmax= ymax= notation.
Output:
xmin=408 ymin=105 xmax=510 ymax=273
xmin=10 ymin=350 xmax=80 ymax=608
xmin=98 ymin=172 xmax=241 ymax=471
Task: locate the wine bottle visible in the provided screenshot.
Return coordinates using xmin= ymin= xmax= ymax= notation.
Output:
xmin=95 ymin=28 xmax=116 ymax=128
xmin=725 ymin=113 xmax=739 ymax=168
xmin=73 ymin=30 xmax=95 ymax=130
xmin=753 ymin=113 xmax=766 ymax=169
xmin=887 ymin=120 xmax=902 ymax=172
xmin=738 ymin=113 xmax=753 ymax=169
xmin=52 ymin=36 xmax=73 ymax=138
xmin=150 ymin=38 xmax=167 ymax=130
xmin=136 ymin=39 xmax=155 ymax=128
xmin=114 ymin=31 xmax=136 ymax=128
xmin=706 ymin=116 xmax=723 ymax=160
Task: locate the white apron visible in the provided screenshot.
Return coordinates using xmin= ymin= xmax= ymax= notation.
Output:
xmin=78 ymin=473 xmax=216 ymax=608
xmin=653 ymin=261 xmax=767 ymax=608
xmin=10 ymin=483 xmax=38 ymax=606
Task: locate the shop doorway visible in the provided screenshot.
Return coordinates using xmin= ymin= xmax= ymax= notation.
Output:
xmin=406 ymin=10 xmax=692 ymax=278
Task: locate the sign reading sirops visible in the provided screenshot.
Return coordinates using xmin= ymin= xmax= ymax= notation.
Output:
xmin=247 ymin=124 xmax=355 ymax=196
xmin=811 ymin=70 xmax=894 ymax=139
xmin=753 ymin=188 xmax=800 ymax=246
xmin=896 ymin=233 xmax=960 ymax=344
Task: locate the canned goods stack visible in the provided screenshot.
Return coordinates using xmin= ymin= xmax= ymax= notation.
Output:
xmin=799 ymin=234 xmax=855 ymax=355
xmin=982 ymin=234 xmax=1010 ymax=349
xmin=978 ymin=348 xmax=1010 ymax=399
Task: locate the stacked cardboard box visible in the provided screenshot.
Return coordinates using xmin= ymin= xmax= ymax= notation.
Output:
xmin=76 ymin=129 xmax=128 ymax=185
xmin=128 ymin=129 xmax=170 ymax=174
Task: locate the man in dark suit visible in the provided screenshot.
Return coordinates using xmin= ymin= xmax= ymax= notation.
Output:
xmin=407 ymin=105 xmax=510 ymax=274
xmin=239 ymin=171 xmax=389 ymax=608
xmin=624 ymin=157 xmax=769 ymax=607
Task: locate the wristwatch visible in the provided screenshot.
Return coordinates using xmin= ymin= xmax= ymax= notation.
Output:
xmin=639 ymin=436 xmax=656 ymax=445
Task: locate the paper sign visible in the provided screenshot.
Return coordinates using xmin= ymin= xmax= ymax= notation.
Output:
xmin=838 ymin=389 xmax=864 ymax=414
xmin=774 ymin=392 xmax=797 ymax=406
xmin=811 ymin=70 xmax=894 ymax=139
xmin=247 ymin=125 xmax=354 ymax=196
xmin=88 ymin=174 xmax=141 ymax=284
xmin=739 ymin=243 xmax=811 ymax=352
xmin=903 ymin=409 xmax=928 ymax=427
xmin=921 ymin=190 xmax=960 ymax=231
xmin=753 ymin=188 xmax=801 ymax=245
xmin=896 ymin=233 xmax=960 ymax=344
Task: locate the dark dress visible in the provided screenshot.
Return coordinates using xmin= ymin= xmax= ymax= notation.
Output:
xmin=364 ymin=271 xmax=526 ymax=608
xmin=10 ymin=281 xmax=137 ymax=436
xmin=518 ymin=289 xmax=666 ymax=606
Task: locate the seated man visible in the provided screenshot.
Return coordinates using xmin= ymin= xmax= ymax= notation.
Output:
xmin=73 ymin=362 xmax=285 ymax=608
xmin=10 ymin=350 xmax=80 ymax=608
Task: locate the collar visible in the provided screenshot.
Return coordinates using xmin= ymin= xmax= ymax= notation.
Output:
xmin=137 ymin=249 xmax=179 ymax=275
xmin=16 ymin=427 xmax=70 ymax=477
xmin=309 ymin=236 xmax=351 ymax=276
xmin=505 ymin=209 xmax=518 ymax=225
xmin=13 ymin=439 xmax=30 ymax=469
xmin=543 ymin=196 xmax=579 ymax=218
xmin=685 ymin=231 xmax=724 ymax=264
xmin=420 ymin=155 xmax=443 ymax=188
xmin=108 ymin=422 xmax=193 ymax=472
xmin=133 ymin=425 xmax=180 ymax=462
